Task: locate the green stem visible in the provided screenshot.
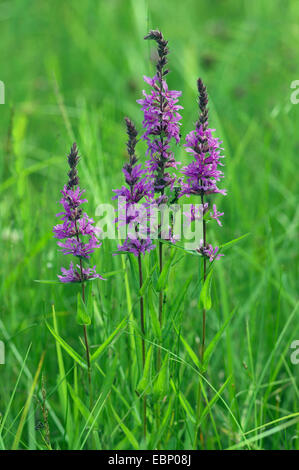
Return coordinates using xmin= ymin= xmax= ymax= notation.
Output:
xmin=75 ymin=215 xmax=92 ymax=411
xmin=80 ymin=264 xmax=93 ymax=410
xmin=194 ymin=190 xmax=207 ymax=448
xmin=158 ymin=240 xmax=163 ymax=369
xmin=156 ymin=239 xmax=163 ymax=446
xmin=138 ymin=254 xmax=147 ymax=440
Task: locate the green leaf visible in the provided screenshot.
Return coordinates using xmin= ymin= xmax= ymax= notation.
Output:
xmin=198 ymin=269 xmax=213 ymax=311
xmin=46 ymin=322 xmax=87 ymax=369
xmin=101 ymin=269 xmax=125 ymax=277
xmin=34 ymin=279 xmax=60 ymax=284
xmin=76 ymin=357 xmax=118 ymax=449
xmin=90 ymin=317 xmax=127 ymax=362
xmin=110 ymin=403 xmax=139 ymax=450
xmin=169 ymin=275 xmax=192 ymax=318
xmin=170 ymin=379 xmax=196 ymax=424
xmin=220 ymin=233 xmax=250 ymax=250
xmin=84 ymin=277 xmax=102 ymax=282
xmin=51 ymin=305 xmax=69 ymax=422
xmin=150 ymin=394 xmax=175 ymax=448
xmin=159 ymin=239 xmax=203 ymax=257
xmin=173 ymin=324 xmax=201 ymax=370
xmin=199 ymin=376 xmax=231 ymax=426
xmin=148 ymin=289 xmax=162 ymax=341
xmin=159 ymin=239 xmax=188 ymax=252
xmin=139 ymin=263 xmax=157 ymax=297
xmin=12 ymin=351 xmax=45 ymax=450
xmin=0 ymin=344 xmax=31 ymax=436
xmin=227 ymin=417 xmax=299 ymax=450
xmin=86 ymin=284 xmax=94 ymax=319
xmin=136 ymin=345 xmax=153 ymax=395
xmin=153 ymin=353 xmax=169 ymax=400
xmin=203 ymin=307 xmax=237 ymax=367
xmin=76 ymin=292 xmax=91 ymax=325
xmin=68 ymin=383 xmax=90 ymax=421
xmin=156 ymin=248 xmax=175 ymax=292
xmin=162 ymin=275 xmax=193 ymax=343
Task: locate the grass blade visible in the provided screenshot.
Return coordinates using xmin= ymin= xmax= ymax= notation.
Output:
xmin=12 ymin=351 xmax=45 ymax=450
xmin=90 ymin=316 xmax=127 ymax=362
xmin=46 ymin=321 xmax=87 ymax=369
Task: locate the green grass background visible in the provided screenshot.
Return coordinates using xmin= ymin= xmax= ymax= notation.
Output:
xmin=0 ymin=0 xmax=298 ymax=450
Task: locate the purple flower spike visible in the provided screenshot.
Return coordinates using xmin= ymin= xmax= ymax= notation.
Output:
xmin=58 ymin=262 xmax=105 ymax=283
xmin=180 ymin=79 xmax=226 ymax=261
xmin=137 ymin=76 xmax=182 ymax=148
xmin=57 ymin=234 xmax=102 ymax=258
xmin=210 ymin=204 xmax=224 ymax=227
xmin=197 ymin=242 xmax=224 ymax=262
xmin=184 ymin=203 xmax=209 ymax=224
xmin=116 ymin=238 xmax=156 ymax=257
xmin=180 ymin=79 xmax=226 ymax=201
xmin=180 ymin=125 xmax=226 ymax=197
xmin=138 ymin=30 xmax=183 ymax=195
xmin=54 ymin=143 xmax=103 ymax=282
xmin=113 ymin=117 xmax=155 ymax=257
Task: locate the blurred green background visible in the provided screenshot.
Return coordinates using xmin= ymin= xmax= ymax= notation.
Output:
xmin=0 ymin=0 xmax=298 ymax=450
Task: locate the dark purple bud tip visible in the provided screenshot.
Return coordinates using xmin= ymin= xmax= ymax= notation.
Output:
xmin=67 ymin=142 xmax=80 ymax=189
xmin=144 ymin=30 xmax=169 ymax=70
xmin=124 ymin=117 xmax=138 ymax=162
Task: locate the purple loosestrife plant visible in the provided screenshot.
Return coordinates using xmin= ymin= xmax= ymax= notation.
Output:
xmin=138 ymin=30 xmax=183 ymax=438
xmin=138 ymin=45 xmax=183 ymax=221
xmin=113 ymin=117 xmax=153 ymax=439
xmin=180 ymin=79 xmax=226 ymax=447
xmin=137 ymin=30 xmax=183 ymax=196
xmin=180 ymin=78 xmax=226 ymax=263
xmin=112 ymin=117 xmax=155 ymax=257
xmin=54 ymin=189 xmax=102 ymax=280
xmin=53 ymin=143 xmax=103 ymax=407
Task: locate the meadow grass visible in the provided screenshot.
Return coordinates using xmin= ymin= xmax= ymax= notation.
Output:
xmin=0 ymin=0 xmax=298 ymax=450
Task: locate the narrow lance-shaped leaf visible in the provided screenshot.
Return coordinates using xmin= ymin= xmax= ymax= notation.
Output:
xmin=203 ymin=307 xmax=237 ymax=367
xmin=139 ymin=263 xmax=157 ymax=297
xmin=110 ymin=402 xmax=139 ymax=450
xmin=67 ymin=383 xmax=91 ymax=421
xmin=46 ymin=321 xmax=87 ymax=369
xmin=220 ymin=232 xmax=250 ymax=250
xmin=170 ymin=378 xmax=196 ymax=424
xmin=198 ymin=376 xmax=231 ymax=426
xmin=150 ymin=394 xmax=175 ymax=448
xmin=198 ymin=269 xmax=213 ymax=311
xmin=90 ymin=316 xmax=128 ymax=363
xmin=76 ymin=292 xmax=91 ymax=326
xmin=153 ymin=353 xmax=169 ymax=400
xmin=156 ymin=248 xmax=176 ymax=292
xmin=136 ymin=345 xmax=153 ymax=395
xmin=148 ymin=288 xmax=162 ymax=341
xmin=173 ymin=322 xmax=201 ymax=370
xmin=12 ymin=351 xmax=46 ymax=450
